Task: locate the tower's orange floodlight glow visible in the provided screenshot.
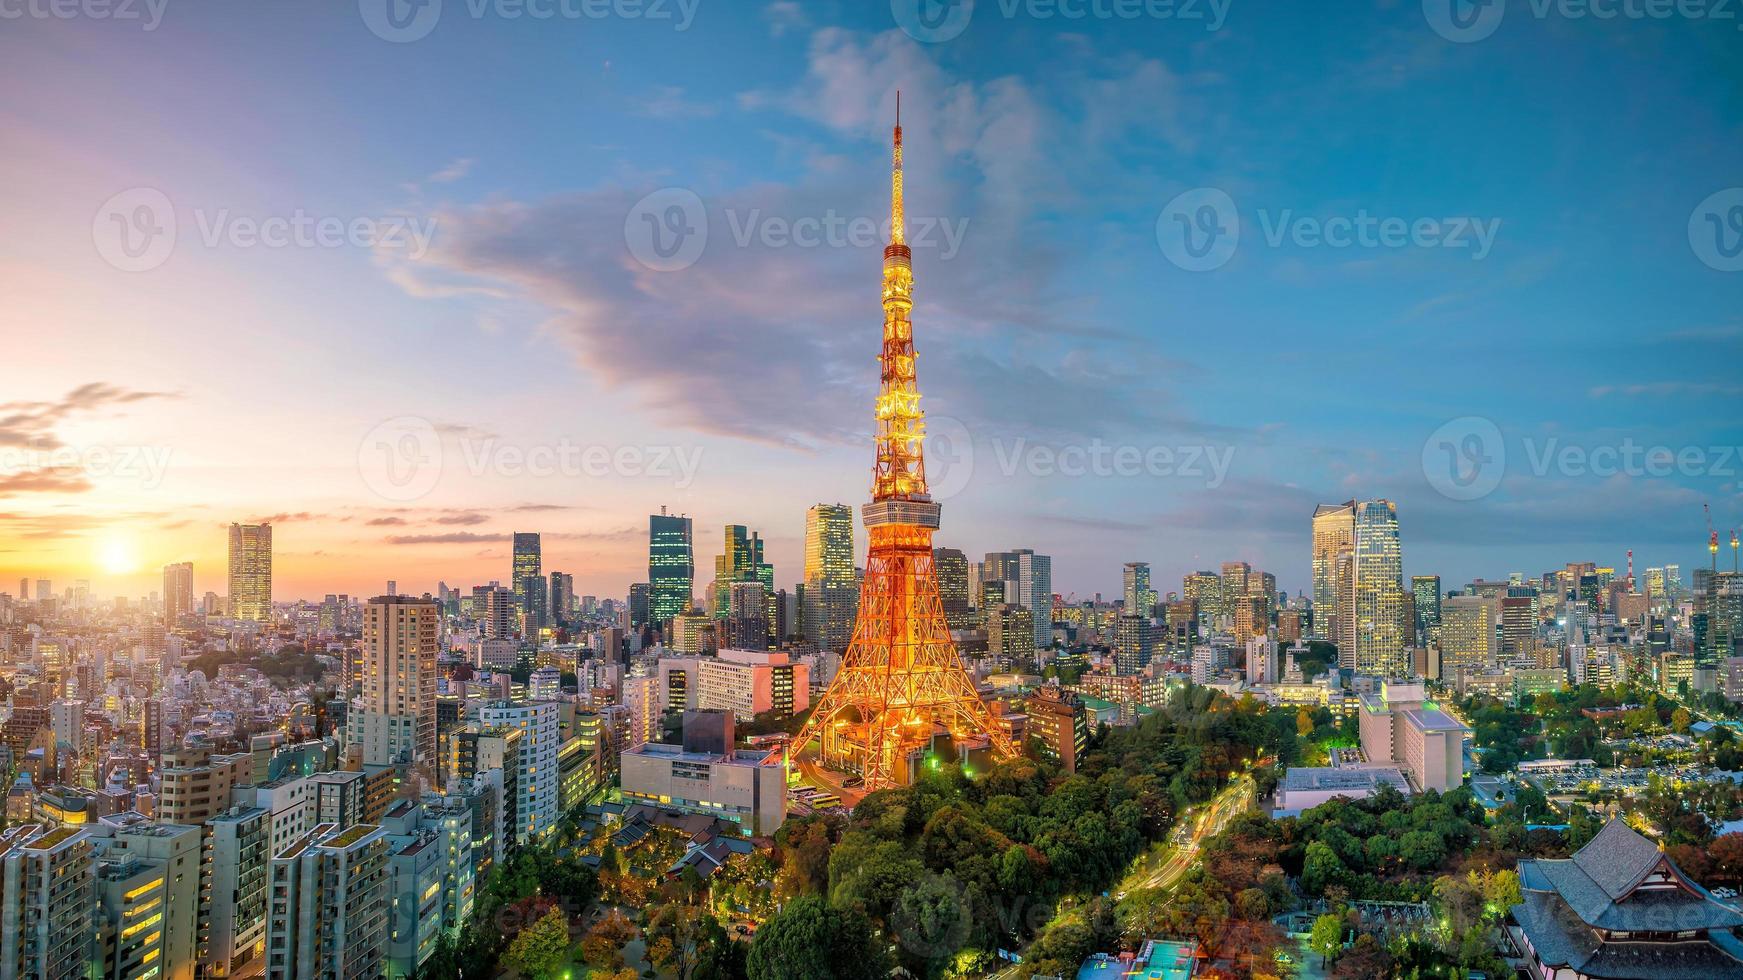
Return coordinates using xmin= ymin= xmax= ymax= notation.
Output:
xmin=794 ymin=95 xmax=1016 ymax=790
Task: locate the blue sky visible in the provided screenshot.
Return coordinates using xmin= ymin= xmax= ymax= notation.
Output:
xmin=1 ymin=0 xmax=1739 ymax=600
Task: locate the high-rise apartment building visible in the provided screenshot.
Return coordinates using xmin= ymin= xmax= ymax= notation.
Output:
xmin=265 ymin=823 xmax=391 ymax=980
xmin=803 ymin=504 xmax=857 ymax=652
xmin=477 ymin=701 xmax=559 ymax=844
xmin=0 ymin=823 xmax=95 ymax=980
xmin=205 ymin=806 xmax=269 ymax=977
xmin=648 ymin=509 xmax=694 ymax=627
xmin=227 ymin=523 xmax=272 ymax=622
xmin=357 ymin=596 xmax=440 ymax=778
xmin=162 ymin=561 xmax=194 ymax=623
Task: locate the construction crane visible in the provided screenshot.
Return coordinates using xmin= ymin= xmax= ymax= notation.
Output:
xmin=1708 ymin=503 xmax=1721 ymax=573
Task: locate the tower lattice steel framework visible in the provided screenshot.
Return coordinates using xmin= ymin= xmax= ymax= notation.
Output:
xmin=794 ymin=96 xmax=1016 ymax=790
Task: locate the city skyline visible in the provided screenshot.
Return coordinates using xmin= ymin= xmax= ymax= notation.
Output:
xmin=3 ymin=3 xmax=1740 ymax=601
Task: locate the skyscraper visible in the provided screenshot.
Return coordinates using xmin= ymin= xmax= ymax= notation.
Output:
xmin=1012 ymin=550 xmax=1052 ymax=647
xmin=803 ymin=504 xmax=857 ymax=651
xmin=227 ymin=523 xmax=272 ymax=622
xmin=511 ymin=532 xmax=543 ymax=630
xmin=358 ymin=595 xmax=440 ymax=778
xmin=796 ymin=106 xmax=1015 ymax=788
xmin=1123 ymin=562 xmax=1155 ymax=615
xmin=1349 ymin=500 xmax=1409 ymax=676
xmin=1311 ymin=502 xmax=1355 ymax=642
xmin=1411 ymin=574 xmax=1442 ymax=644
xmin=712 ymin=525 xmax=768 ymax=619
xmin=162 ymin=561 xmax=194 ymax=622
xmin=648 ymin=509 xmax=694 ymax=627
xmin=933 ymin=548 xmax=972 ymax=630
xmin=548 ymin=571 xmax=574 ymax=625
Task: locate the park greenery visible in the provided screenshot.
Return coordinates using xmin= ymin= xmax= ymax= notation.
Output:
xmin=752 ymin=684 xmax=1305 ymax=979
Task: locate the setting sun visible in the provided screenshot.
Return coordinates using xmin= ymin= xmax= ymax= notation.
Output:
xmin=97 ymin=534 xmax=140 ymax=575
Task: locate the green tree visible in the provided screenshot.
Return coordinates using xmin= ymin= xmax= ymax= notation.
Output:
xmin=1309 ymin=913 xmax=1343 ymax=968
xmin=1300 ymin=841 xmax=1347 ymax=895
xmin=502 ymin=907 xmax=571 ymax=979
xmin=746 ymin=896 xmax=889 ymax=980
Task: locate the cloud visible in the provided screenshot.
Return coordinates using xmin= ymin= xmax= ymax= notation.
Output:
xmin=382 ymin=31 xmax=1217 ymax=448
xmin=0 ymin=469 xmax=92 ymax=495
xmin=0 ymin=382 xmax=179 ymax=449
xmin=763 ymin=0 xmax=804 ymax=36
xmin=386 ymin=532 xmax=505 ymax=545
xmin=247 ymin=512 xmax=314 ymax=524
xmin=428 ymin=158 xmax=474 ymax=184
xmin=632 ymin=86 xmax=717 ymax=119
xmin=366 ymin=516 xmax=408 ymax=526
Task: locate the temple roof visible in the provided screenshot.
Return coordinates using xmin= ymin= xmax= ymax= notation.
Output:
xmin=1513 ymin=819 xmax=1743 ymax=977
xmin=1576 ymin=818 xmax=1675 ymax=899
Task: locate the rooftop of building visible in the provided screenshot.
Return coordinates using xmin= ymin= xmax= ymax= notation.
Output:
xmin=624 ymin=741 xmax=781 ymax=767
xmin=319 ymin=823 xmax=381 ymax=850
xmin=1282 ymin=766 xmax=1410 ymax=794
xmin=1398 ymin=706 xmax=1468 ymax=733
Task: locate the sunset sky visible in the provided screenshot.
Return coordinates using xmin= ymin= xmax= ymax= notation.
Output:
xmin=2 ymin=1 xmax=1739 ymax=602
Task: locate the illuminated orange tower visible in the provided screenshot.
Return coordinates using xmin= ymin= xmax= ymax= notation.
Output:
xmin=795 ymin=96 xmax=1015 ymax=790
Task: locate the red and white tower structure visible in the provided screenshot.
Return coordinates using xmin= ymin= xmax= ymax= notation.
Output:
xmin=795 ymin=97 xmax=1016 ymax=790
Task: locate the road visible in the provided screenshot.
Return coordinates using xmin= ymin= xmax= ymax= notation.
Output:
xmin=1116 ymin=773 xmax=1255 ymax=897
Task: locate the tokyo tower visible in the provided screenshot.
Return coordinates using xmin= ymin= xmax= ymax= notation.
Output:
xmin=794 ymin=96 xmax=1016 ymax=790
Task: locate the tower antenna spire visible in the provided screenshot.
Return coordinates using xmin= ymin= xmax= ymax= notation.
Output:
xmin=890 ymin=91 xmax=905 ymax=247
